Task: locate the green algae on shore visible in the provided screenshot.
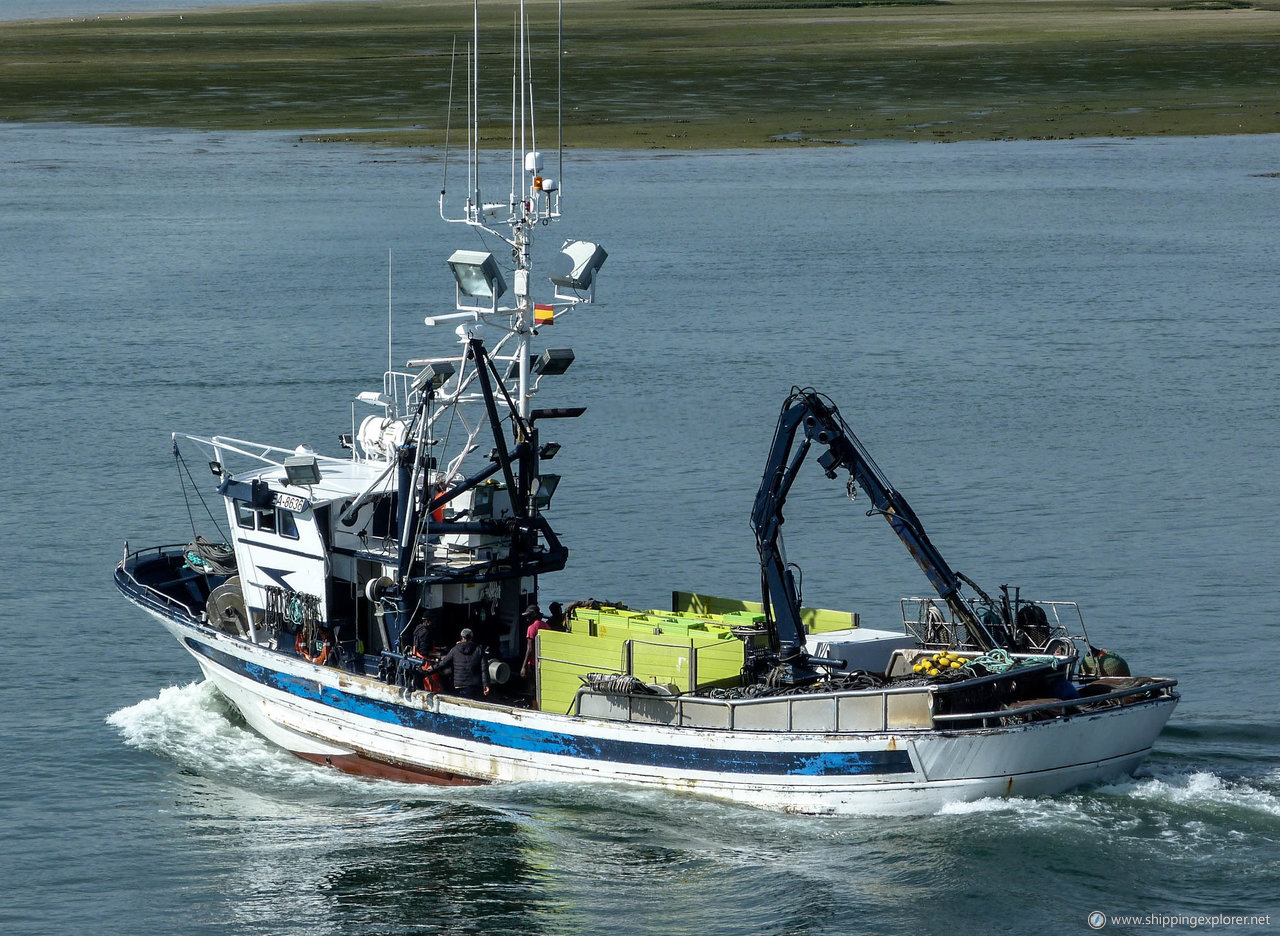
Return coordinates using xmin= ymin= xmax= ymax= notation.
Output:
xmin=2 ymin=0 xmax=1278 ymax=146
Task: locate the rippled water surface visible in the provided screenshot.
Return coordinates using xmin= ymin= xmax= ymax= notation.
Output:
xmin=1 ymin=125 xmax=1278 ymax=935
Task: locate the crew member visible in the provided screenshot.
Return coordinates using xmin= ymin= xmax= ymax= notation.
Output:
xmin=521 ymin=605 xmax=548 ymax=678
xmin=425 ymin=628 xmax=490 ymax=698
xmin=409 ymin=609 xmax=438 ymax=659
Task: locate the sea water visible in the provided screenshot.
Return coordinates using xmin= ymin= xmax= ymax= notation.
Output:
xmin=1 ymin=124 xmax=1277 ymax=935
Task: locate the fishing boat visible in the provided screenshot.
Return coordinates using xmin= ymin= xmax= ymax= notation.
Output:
xmin=114 ymin=0 xmax=1177 ymax=815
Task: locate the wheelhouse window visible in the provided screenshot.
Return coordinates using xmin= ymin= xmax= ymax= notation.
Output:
xmin=234 ymin=500 xmax=300 ymax=539
xmin=277 ymin=508 xmax=299 ymax=539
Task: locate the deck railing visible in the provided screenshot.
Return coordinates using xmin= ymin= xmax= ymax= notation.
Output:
xmin=575 ymin=680 xmax=940 ymax=733
xmin=574 ymin=674 xmax=1178 ymax=734
xmin=115 ymin=544 xmax=205 ymax=622
xmin=900 ymin=596 xmax=1089 ymax=651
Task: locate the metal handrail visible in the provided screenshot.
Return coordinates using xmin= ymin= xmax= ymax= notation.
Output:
xmin=383 ymin=369 xmax=423 ymax=417
xmin=576 ymin=669 xmax=1177 ymax=733
xmin=932 ymin=678 xmax=1179 ymax=723
xmin=900 ymin=596 xmax=1088 ymax=649
xmin=175 ymin=432 xmax=343 ymax=469
xmin=116 ymin=544 xmax=206 ymax=620
xmin=575 ymin=677 xmax=939 ymax=733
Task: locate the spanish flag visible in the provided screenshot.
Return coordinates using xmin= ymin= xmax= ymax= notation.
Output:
xmin=534 ymin=303 xmax=555 ymax=326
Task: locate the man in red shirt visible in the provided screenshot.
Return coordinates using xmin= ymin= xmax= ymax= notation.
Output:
xmin=520 ymin=605 xmax=547 ymax=678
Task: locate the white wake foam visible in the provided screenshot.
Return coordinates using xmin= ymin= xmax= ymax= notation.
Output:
xmin=107 ymin=681 xmax=389 ymax=795
xmin=1097 ymin=769 xmax=1280 ymax=818
xmin=106 ymin=682 xmax=523 ymax=812
xmin=934 ymin=768 xmax=1280 ymax=829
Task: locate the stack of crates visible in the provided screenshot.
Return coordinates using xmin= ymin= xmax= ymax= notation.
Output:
xmin=534 ymin=594 xmax=860 ymax=714
xmin=536 ymin=606 xmax=744 ymax=714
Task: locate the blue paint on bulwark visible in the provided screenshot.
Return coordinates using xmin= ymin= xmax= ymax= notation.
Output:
xmin=189 ymin=640 xmax=914 ymax=777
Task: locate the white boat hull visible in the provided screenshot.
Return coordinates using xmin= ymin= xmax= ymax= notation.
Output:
xmin=153 ymin=611 xmax=1176 ymax=816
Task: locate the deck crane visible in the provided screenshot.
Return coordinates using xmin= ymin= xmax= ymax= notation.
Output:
xmin=749 ymin=387 xmax=1003 ymax=684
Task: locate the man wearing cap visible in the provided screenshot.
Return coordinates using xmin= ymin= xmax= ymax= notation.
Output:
xmin=520 ymin=605 xmax=547 ymax=679
xmin=408 ymin=608 xmax=439 ymax=660
xmin=425 ymin=628 xmax=490 ymax=698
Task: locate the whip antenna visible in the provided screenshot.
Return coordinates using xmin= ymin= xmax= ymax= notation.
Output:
xmin=442 ymin=35 xmax=457 ymax=200
xmin=387 ymin=248 xmax=393 ymax=376
xmin=558 ymin=0 xmax=563 ymax=200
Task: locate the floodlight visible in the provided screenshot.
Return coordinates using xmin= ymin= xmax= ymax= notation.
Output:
xmin=413 ymin=360 xmax=456 ymax=393
xmin=532 ymin=474 xmax=561 ymax=509
xmin=283 ymin=455 xmax=322 ymax=486
xmin=548 ymin=241 xmax=607 ymax=291
xmin=533 ymin=348 xmax=575 ymax=376
xmin=539 ymin=442 xmax=561 ymax=461
xmin=528 ymin=406 xmax=587 ymax=424
xmin=447 ymin=249 xmax=507 ymax=300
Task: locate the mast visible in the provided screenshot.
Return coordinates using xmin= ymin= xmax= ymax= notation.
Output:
xmin=354 ymin=0 xmax=604 ymax=647
xmin=427 ymin=0 xmax=603 ymax=494
xmin=515 ymin=0 xmax=532 ymax=422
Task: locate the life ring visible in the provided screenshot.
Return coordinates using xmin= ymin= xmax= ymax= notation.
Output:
xmin=295 ymin=630 xmax=331 ymax=666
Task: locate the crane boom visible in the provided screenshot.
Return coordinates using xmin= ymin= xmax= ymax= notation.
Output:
xmin=750 ymin=388 xmax=998 ymax=678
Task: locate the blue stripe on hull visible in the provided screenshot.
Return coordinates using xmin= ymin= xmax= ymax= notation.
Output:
xmin=187 ymin=639 xmax=913 ymax=778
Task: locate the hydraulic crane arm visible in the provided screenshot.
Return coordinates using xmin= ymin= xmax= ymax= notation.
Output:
xmin=750 ymin=388 xmax=998 ymax=668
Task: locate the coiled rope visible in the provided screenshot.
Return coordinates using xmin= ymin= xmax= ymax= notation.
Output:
xmin=183 ymin=537 xmax=237 ymax=575
xmin=965 ymin=648 xmax=1015 ymax=674
xmin=957 ymin=648 xmax=1064 ymax=678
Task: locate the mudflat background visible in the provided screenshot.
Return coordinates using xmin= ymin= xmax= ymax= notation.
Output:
xmin=2 ymin=0 xmax=1277 ymax=146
